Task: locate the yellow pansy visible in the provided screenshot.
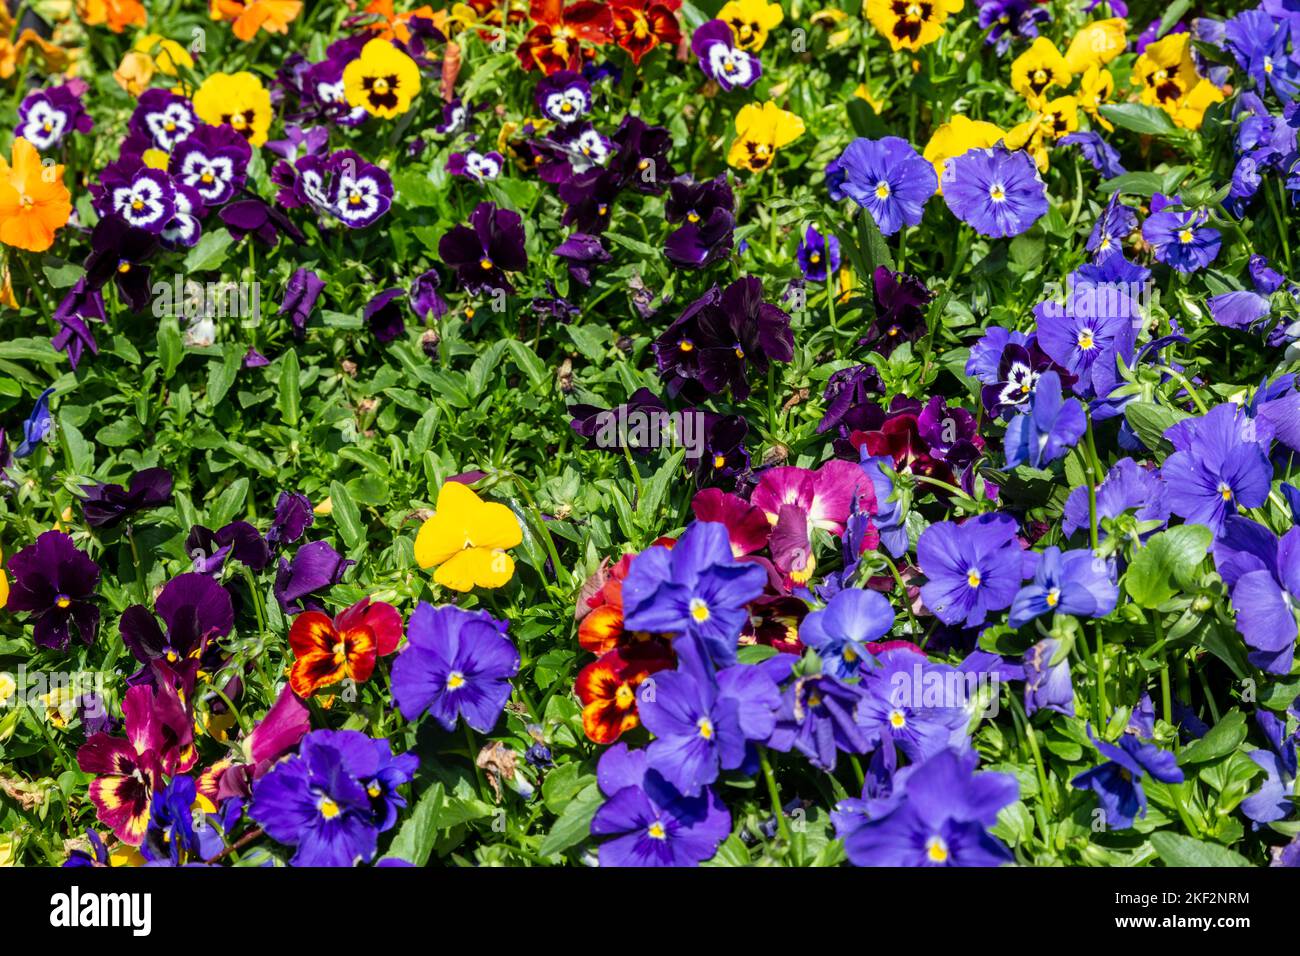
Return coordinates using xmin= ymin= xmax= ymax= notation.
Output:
xmin=923 ymin=114 xmax=1006 ymax=191
xmin=1077 ymin=65 xmax=1115 ymax=130
xmin=854 ymin=83 xmax=887 ymax=114
xmin=133 ymin=33 xmax=194 ymax=75
xmin=1063 ymin=18 xmax=1127 ymax=75
xmin=1172 ymin=78 xmax=1225 ymax=130
xmin=1010 ymin=36 xmax=1070 ymax=107
xmin=414 ymin=480 xmax=523 ymax=592
xmin=193 ymin=71 xmax=273 ymax=146
xmin=343 ymin=38 xmax=421 ymax=119
xmin=727 ymin=100 xmax=804 ymax=173
xmin=1005 ymin=96 xmax=1078 ymax=172
xmin=866 ymin=0 xmax=963 ymax=52
xmin=1133 ymin=32 xmax=1197 ymax=111
xmin=718 ymin=0 xmax=784 ymax=51
xmin=0 ymin=544 xmax=8 ymax=609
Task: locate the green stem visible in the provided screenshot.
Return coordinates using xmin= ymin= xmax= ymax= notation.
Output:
xmin=758 ymin=746 xmax=791 ymax=848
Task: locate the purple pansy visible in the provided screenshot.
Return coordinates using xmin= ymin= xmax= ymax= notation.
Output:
xmin=828 ymin=136 xmax=937 ymax=236
xmin=942 ymin=145 xmax=1048 ymax=238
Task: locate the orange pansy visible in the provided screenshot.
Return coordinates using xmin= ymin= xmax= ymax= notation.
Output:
xmin=0 ymin=138 xmax=71 ymax=253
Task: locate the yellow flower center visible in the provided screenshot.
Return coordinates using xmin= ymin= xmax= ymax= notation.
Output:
xmin=479 ymin=257 xmax=494 ymax=271
xmin=55 ymin=595 xmax=72 ymax=609
xmin=989 ymin=184 xmax=1006 ymax=202
xmin=1219 ymin=483 xmax=1233 ymax=502
xmin=318 ymin=797 xmax=340 ymax=819
xmin=447 ymin=671 xmax=466 ymax=690
xmin=1178 ymin=228 xmax=1194 ymax=244
xmin=689 ymin=598 xmax=711 ymax=622
xmin=875 ymin=180 xmax=891 ymax=200
xmin=679 ymin=338 xmax=694 ymax=352
xmin=967 ymin=569 xmax=982 ymax=588
xmin=889 ymin=709 xmax=906 ymax=729
xmin=647 ymin=821 xmax=667 ymax=840
xmin=713 ymin=454 xmax=727 ymax=469
xmin=615 ymin=682 xmax=636 ymax=709
xmin=926 ymin=836 xmax=949 ymax=863
xmin=1077 ymin=329 xmax=1095 ymax=350
xmin=697 ymin=717 xmax=714 ymax=739
xmin=1045 ymin=588 xmax=1060 ymax=608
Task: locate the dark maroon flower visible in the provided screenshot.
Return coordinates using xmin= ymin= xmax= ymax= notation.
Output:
xmin=653 ymin=276 xmax=794 ymax=401
xmin=916 ymin=396 xmax=985 ymax=471
xmin=273 ymin=540 xmax=352 ymax=615
xmin=664 ymin=174 xmax=736 ymax=271
xmin=558 ymin=167 xmax=621 ymax=233
xmin=409 ymin=268 xmax=448 ymax=320
xmin=553 ymin=232 xmax=610 ymax=288
xmin=83 ymin=217 xmax=158 ymax=313
xmin=52 ymin=314 xmax=99 ymax=371
xmin=279 ymin=267 xmax=326 ymax=341
xmin=531 ymin=281 xmax=581 ymax=322
xmin=5 ymin=531 xmax=101 ymax=650
xmin=859 ymin=267 xmax=932 ymax=355
xmin=438 ymin=201 xmax=528 ymax=293
xmin=119 ymin=573 xmax=234 ymax=688
xmin=220 ymin=197 xmax=305 ymax=245
xmin=79 ymin=467 xmax=173 ymax=529
xmin=186 ymin=520 xmax=271 ymax=573
xmin=365 ymin=288 xmax=406 ymax=343
xmin=568 ymin=387 xmax=666 ymax=454
xmin=818 ymin=364 xmax=884 ymax=437
xmin=684 ymin=412 xmax=751 ymax=486
xmin=610 ymin=115 xmax=674 ymax=194
xmin=267 ymin=491 xmax=314 ymax=548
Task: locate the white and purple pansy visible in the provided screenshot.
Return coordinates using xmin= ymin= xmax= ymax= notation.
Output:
xmin=161 ymin=184 xmax=205 ymax=249
xmin=304 ymin=57 xmax=369 ymax=127
xmin=447 ymin=150 xmax=504 ymax=183
xmin=16 ymin=85 xmax=92 ymax=151
xmin=327 ymin=150 xmax=393 ymax=228
xmin=691 ymin=20 xmax=761 ymax=91
xmin=171 ymin=123 xmax=252 ymax=207
xmin=535 ymin=71 xmax=592 ymax=125
xmin=111 ymin=168 xmax=177 ymax=233
xmin=129 ymin=88 xmax=198 ymax=152
xmin=556 ymin=124 xmax=613 ymax=173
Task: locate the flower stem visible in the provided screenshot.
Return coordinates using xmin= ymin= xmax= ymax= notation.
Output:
xmin=758 ymin=746 xmax=791 ymax=849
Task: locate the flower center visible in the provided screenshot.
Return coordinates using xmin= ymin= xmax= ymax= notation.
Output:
xmin=1077 ymin=328 xmax=1095 ymax=350
xmin=697 ymin=717 xmax=714 ymax=739
xmin=479 ymin=257 xmax=494 ymax=271
xmin=967 ymin=569 xmax=982 ymax=588
xmin=875 ymin=180 xmax=891 ymax=200
xmin=926 ymin=836 xmax=949 ymax=863
xmin=889 ymin=709 xmax=906 ymax=729
xmin=447 ymin=671 xmax=466 ymax=690
xmin=318 ymin=796 xmax=340 ymax=819
xmin=1045 ymin=587 xmax=1060 ymax=608
xmin=1178 ymin=228 xmax=1194 ymax=244
xmin=1218 ymin=482 xmax=1233 ymax=502
xmin=54 ymin=594 xmax=72 ymax=609
xmin=713 ymin=454 xmax=727 ymax=469
xmin=615 ymin=682 xmax=635 ymax=708
xmin=678 ymin=338 xmax=694 ymax=352
xmin=647 ymin=821 xmax=667 ymax=840
xmin=689 ymin=597 xmax=711 ymax=622
xmin=989 ymin=183 xmax=1006 ymax=202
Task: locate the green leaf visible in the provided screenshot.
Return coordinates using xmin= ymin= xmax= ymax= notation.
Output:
xmin=329 ymin=479 xmax=365 ymax=550
xmin=1123 ymin=400 xmax=1190 ymax=458
xmin=379 ymin=783 xmax=445 ymax=866
xmin=1149 ymin=832 xmax=1253 ymax=867
xmin=538 ymin=782 xmax=602 ymax=858
xmin=96 ymin=417 xmax=142 ymax=448
xmin=1178 ymin=709 xmax=1247 ymax=765
xmin=184 ymin=228 xmax=234 ymax=272
xmin=278 ymin=349 xmax=301 ymax=427
xmin=209 ymin=477 xmax=249 ymax=528
xmin=157 ymin=317 xmax=184 ymax=381
xmin=1123 ymin=525 xmax=1213 ymax=608
xmin=1099 ymin=103 xmax=1178 ymax=136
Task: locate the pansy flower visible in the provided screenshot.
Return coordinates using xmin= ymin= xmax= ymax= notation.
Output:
xmin=768 ymin=671 xmax=870 ymax=770
xmin=796 ymin=225 xmax=841 ymax=283
xmin=978 ymin=0 xmax=1050 ymax=56
xmin=391 ymin=603 xmax=519 ymax=732
xmin=342 ymin=38 xmax=422 ymax=118
xmin=211 ymin=0 xmax=305 ymax=41
xmin=1140 ymin=201 xmax=1221 ymax=273
xmin=16 ymin=84 xmax=92 ymax=151
xmin=1009 ymin=546 xmax=1118 ymax=627
xmin=5 ymin=531 xmax=101 ymax=650
xmin=727 ymin=100 xmax=804 ymax=174
xmin=663 ymin=174 xmax=735 ymax=269
xmin=250 ymin=729 xmax=416 ymax=866
xmin=274 ymin=540 xmax=353 ymax=614
xmin=171 ymin=123 xmax=252 ymax=207
xmin=161 ymin=184 xmax=205 ymax=249
xmin=119 ymin=573 xmax=234 ymax=692
xmin=922 ymin=114 xmax=1007 ymax=190
xmin=193 ymin=71 xmax=274 ymax=147
xmin=917 ymin=513 xmax=1026 ymax=628
xmin=129 ymin=89 xmax=198 ymax=153
xmin=610 ymin=0 xmax=682 ymax=64
xmin=718 ymin=0 xmax=783 ymax=50
xmin=80 ymin=468 xmax=173 ymax=529
xmin=289 ymin=598 xmax=403 ymax=697
xmin=1003 ymin=370 xmax=1086 ymax=469
xmin=438 ymin=201 xmax=529 ymax=293
xmin=77 ymin=679 xmax=196 ymax=845
xmin=576 ymin=641 xmax=676 ymax=743
xmin=13 ymin=387 xmax=54 ymax=459
xmin=799 ymin=587 xmax=896 ymax=678
xmin=447 ymin=149 xmax=505 ymax=183
xmin=828 ymin=136 xmax=936 ymax=236
xmin=942 ymin=145 xmax=1048 ymax=238
xmin=835 ymin=748 xmax=1018 ymax=867
xmin=84 ymin=217 xmax=159 ymax=313
xmin=1072 ymin=725 xmax=1183 ymax=829
xmin=622 ymin=521 xmax=768 ymax=666
xmin=0 ymin=137 xmax=71 ymax=253
xmin=860 ymin=266 xmax=932 ymax=354
xmin=858 ymin=650 xmax=973 ymax=770
xmin=752 ymin=459 xmax=873 ymax=585
xmin=553 ymin=231 xmax=610 ymax=287
xmin=1063 ymin=17 xmax=1127 ymax=74
xmin=414 ymin=479 xmax=523 ymax=592
xmin=1161 ymin=402 xmax=1273 ymax=534
xmin=691 ymin=19 xmax=760 ymax=89
xmin=1010 ymin=36 xmax=1069 ymax=106
xmin=590 ymin=742 xmax=731 ymax=867
xmin=535 ymin=70 xmax=592 ymax=124
xmin=518 ymin=0 xmax=614 ymax=74
xmin=866 ymin=0 xmax=963 ymax=52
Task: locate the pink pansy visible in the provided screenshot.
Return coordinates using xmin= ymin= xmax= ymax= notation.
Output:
xmin=692 ymin=487 xmax=770 ymax=556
